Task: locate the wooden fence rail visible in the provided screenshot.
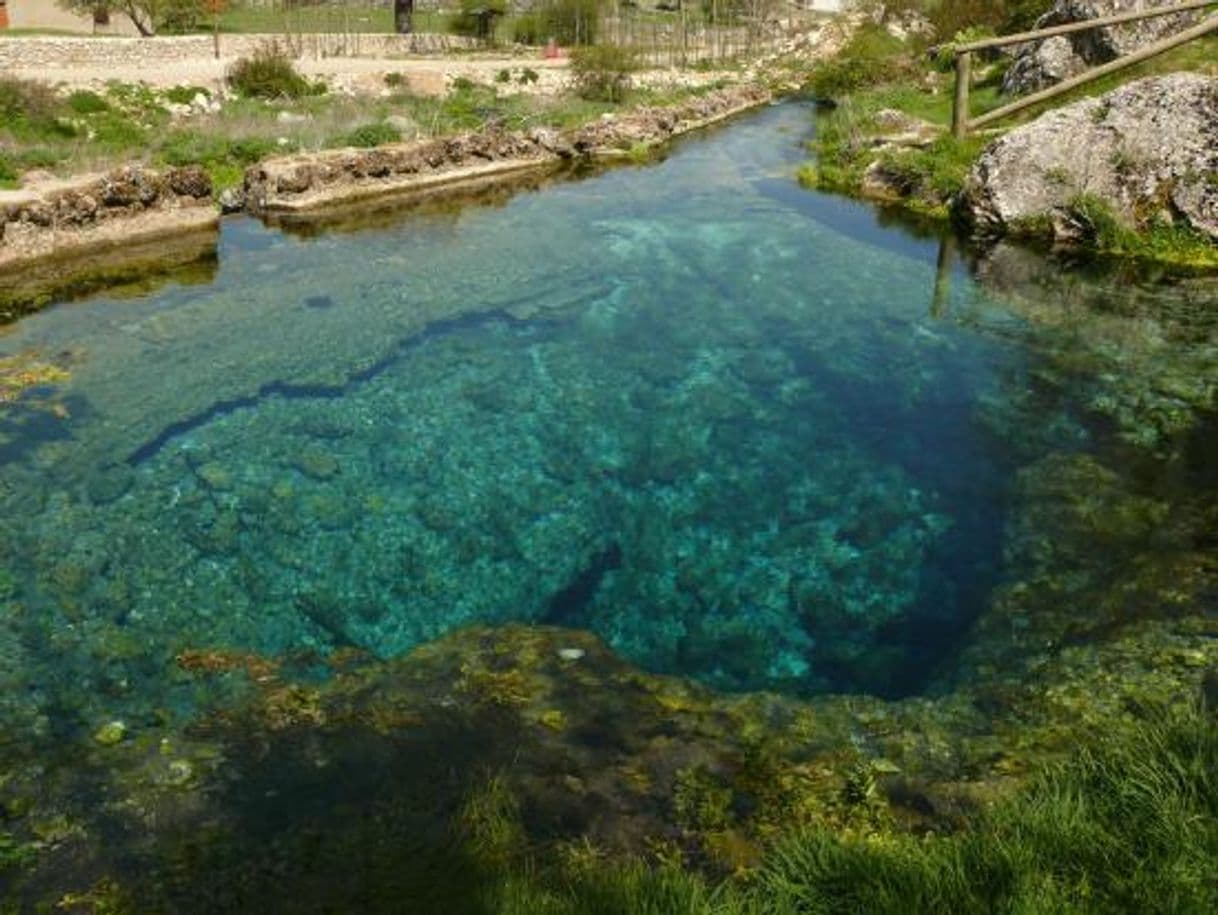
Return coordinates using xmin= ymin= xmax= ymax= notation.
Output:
xmin=950 ymin=0 xmax=1218 ymax=138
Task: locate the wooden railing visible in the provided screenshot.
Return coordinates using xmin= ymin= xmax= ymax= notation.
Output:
xmin=950 ymin=0 xmax=1218 ymax=138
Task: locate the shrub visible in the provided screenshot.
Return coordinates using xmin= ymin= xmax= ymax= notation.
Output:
xmin=448 ymin=0 xmax=506 ymax=40
xmin=807 ymin=25 xmax=908 ymax=98
xmin=90 ymin=113 xmax=148 ymax=149
xmin=157 ymin=0 xmax=206 ymax=33
xmin=569 ymin=44 xmax=639 ymax=102
xmin=0 ymin=79 xmax=76 ymax=144
xmin=541 ymin=0 xmax=601 ymax=46
xmin=383 ymin=72 xmax=406 ymax=88
xmin=67 ymin=90 xmax=109 ymax=115
xmin=0 ymin=148 xmax=64 ymax=187
xmin=338 ymin=122 xmax=402 ymax=148
xmin=227 ymin=45 xmax=314 ymax=100
xmin=512 ymin=12 xmax=543 ymax=45
xmin=0 ymin=77 xmax=60 ymax=123
xmin=163 ymin=85 xmax=210 ymax=105
xmin=160 ymin=131 xmax=277 ymax=172
xmin=919 ymin=0 xmax=1053 ymax=39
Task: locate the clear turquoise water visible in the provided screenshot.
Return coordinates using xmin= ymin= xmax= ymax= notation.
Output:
xmin=0 ymin=103 xmax=1213 ymax=743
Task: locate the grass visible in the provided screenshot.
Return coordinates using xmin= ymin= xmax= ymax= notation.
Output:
xmin=799 ymin=18 xmax=1218 ymax=262
xmin=504 ymin=701 xmax=1218 ymax=914
xmin=1067 ymin=194 xmax=1218 ymax=270
xmin=27 ymin=699 xmax=1205 ymax=915
xmin=0 ymin=64 xmax=705 ymax=193
xmin=77 ymin=701 xmax=1206 ymax=914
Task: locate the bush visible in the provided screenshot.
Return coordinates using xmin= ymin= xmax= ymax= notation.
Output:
xmin=157 ymin=0 xmax=206 ymax=33
xmin=0 ymin=148 xmax=64 ymax=187
xmin=163 ymin=85 xmax=210 ymax=105
xmin=860 ymin=1 xmax=1053 ymax=42
xmin=338 ymin=122 xmax=402 ymax=148
xmin=67 ymin=90 xmax=109 ymax=115
xmin=569 ymin=44 xmax=639 ymax=102
xmin=807 ymin=25 xmax=908 ymax=98
xmin=227 ymin=45 xmax=314 ymax=100
xmin=541 ymin=0 xmax=602 ymax=46
xmin=0 ymin=79 xmax=76 ymax=144
xmin=447 ymin=0 xmax=506 ymax=40
xmin=512 ymin=12 xmax=544 ymax=45
xmin=919 ymin=0 xmax=1053 ymax=39
xmin=90 ymin=113 xmax=148 ymax=149
xmin=160 ymin=131 xmax=277 ymax=171
xmin=0 ymin=77 xmax=60 ymax=123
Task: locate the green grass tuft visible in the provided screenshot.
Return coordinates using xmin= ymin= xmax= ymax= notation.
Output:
xmin=336 ymin=122 xmax=402 ymax=149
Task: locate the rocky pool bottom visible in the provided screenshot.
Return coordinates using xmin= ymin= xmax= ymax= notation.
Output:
xmin=0 ymin=103 xmax=1216 ymax=909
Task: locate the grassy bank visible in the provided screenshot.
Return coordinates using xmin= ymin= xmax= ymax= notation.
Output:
xmin=6 ymin=698 xmax=1214 ymax=913
xmin=490 ymin=701 xmax=1218 ymax=914
xmin=799 ymin=10 xmax=1218 ymax=267
xmin=0 ymin=58 xmax=727 ymax=195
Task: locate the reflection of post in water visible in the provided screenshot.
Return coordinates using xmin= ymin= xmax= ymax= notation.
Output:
xmin=931 ymin=234 xmax=959 ymax=319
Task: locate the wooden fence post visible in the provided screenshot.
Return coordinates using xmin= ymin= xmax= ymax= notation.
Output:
xmin=952 ymin=51 xmax=971 ymax=139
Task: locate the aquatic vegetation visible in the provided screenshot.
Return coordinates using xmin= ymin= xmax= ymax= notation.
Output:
xmin=0 ymin=353 xmax=69 ymax=405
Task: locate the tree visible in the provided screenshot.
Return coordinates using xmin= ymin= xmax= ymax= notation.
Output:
xmin=58 ymin=0 xmax=204 ymax=36
xmin=394 ymin=0 xmax=413 ymax=34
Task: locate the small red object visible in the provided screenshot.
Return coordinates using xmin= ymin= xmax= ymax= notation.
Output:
xmin=544 ymin=39 xmax=560 ymax=59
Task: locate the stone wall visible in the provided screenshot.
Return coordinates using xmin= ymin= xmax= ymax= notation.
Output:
xmin=0 ymin=32 xmax=477 ymax=69
xmin=245 ymin=84 xmax=772 ymax=214
xmin=0 ymin=165 xmax=218 ymax=274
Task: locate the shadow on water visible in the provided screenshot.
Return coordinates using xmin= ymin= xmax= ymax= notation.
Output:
xmin=16 ymin=641 xmax=694 ymax=913
xmin=24 ymin=708 xmax=528 ymax=914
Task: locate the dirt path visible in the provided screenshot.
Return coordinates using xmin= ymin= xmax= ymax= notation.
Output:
xmin=13 ymin=53 xmax=564 ymax=93
xmin=9 ymin=50 xmax=738 ymax=99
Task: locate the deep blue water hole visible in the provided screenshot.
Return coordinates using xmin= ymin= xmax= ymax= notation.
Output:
xmin=3 ymin=101 xmax=1202 ymax=728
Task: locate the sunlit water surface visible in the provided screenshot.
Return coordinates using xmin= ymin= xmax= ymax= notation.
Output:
xmin=1 ymin=103 xmax=1214 ymax=743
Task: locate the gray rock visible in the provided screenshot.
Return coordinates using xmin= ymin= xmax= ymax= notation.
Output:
xmin=868 ymin=108 xmax=940 ymax=148
xmin=860 ymin=159 xmax=913 ymax=200
xmin=957 ymin=73 xmax=1218 ymax=245
xmin=1001 ymin=35 xmax=1088 ymax=95
xmin=1003 ymin=0 xmax=1202 ymax=95
xmin=218 ymin=187 xmax=245 ymax=214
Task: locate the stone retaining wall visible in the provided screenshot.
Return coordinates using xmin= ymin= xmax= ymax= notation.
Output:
xmin=0 ymin=32 xmax=477 ymax=69
xmin=0 ymin=165 xmax=218 ymax=274
xmin=244 ymin=84 xmax=773 ymax=214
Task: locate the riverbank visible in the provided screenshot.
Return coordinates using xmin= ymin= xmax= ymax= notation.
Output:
xmin=0 ymin=82 xmax=773 ymax=314
xmin=799 ymin=11 xmax=1218 ymax=269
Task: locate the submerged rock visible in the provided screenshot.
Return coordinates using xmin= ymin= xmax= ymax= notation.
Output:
xmin=92 ymin=719 xmax=127 ymax=746
xmin=1002 ymin=0 xmax=1203 ymax=95
xmin=294 ymin=446 xmax=340 ymax=481
xmin=957 ymin=74 xmax=1218 ymax=244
